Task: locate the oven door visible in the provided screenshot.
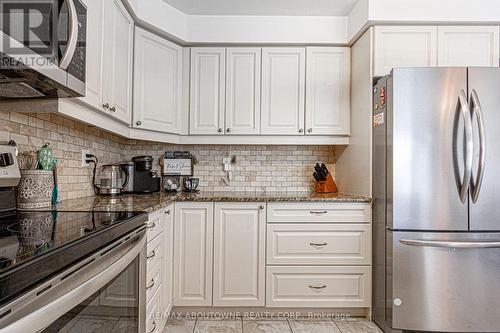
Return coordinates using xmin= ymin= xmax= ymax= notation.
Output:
xmin=0 ymin=227 xmax=146 ymax=333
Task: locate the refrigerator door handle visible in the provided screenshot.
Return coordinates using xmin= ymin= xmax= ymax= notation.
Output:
xmin=458 ymin=90 xmax=473 ymax=203
xmin=400 ymin=239 xmax=500 ymax=249
xmin=469 ymin=89 xmax=486 ymax=204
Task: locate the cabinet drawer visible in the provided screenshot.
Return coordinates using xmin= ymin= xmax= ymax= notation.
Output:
xmin=267 ymin=224 xmax=371 ymax=265
xmin=147 ymin=211 xmax=163 ymax=241
xmin=147 ymin=232 xmax=163 ymax=271
xmin=267 ymin=203 xmax=371 ymax=223
xmin=266 ymin=266 xmax=370 ymax=308
xmin=146 ymin=285 xmax=162 ymax=333
xmin=146 ymin=260 xmax=162 ymax=303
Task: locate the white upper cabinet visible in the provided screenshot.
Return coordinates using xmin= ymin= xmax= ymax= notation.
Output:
xmin=190 ymin=48 xmax=226 ymax=135
xmin=102 ymin=0 xmax=134 ymax=124
xmin=373 ymin=26 xmax=437 ymax=77
xmin=213 ymin=203 xmax=266 ymax=306
xmin=225 ymin=48 xmax=262 ymax=135
xmin=437 ymin=26 xmax=500 ymax=67
xmin=261 ymin=48 xmax=306 ymax=135
xmin=133 ymin=28 xmax=183 ymax=133
xmin=79 ymin=0 xmax=104 ymax=109
xmin=305 ymin=47 xmax=350 ymax=136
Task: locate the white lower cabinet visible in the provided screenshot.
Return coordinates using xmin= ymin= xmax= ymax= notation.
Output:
xmin=213 ymin=203 xmax=266 ymax=306
xmin=173 ymin=202 xmax=214 ymax=306
xmin=266 ymin=266 xmax=371 ymax=308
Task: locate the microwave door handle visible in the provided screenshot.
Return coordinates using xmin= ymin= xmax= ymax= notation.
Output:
xmin=458 ymin=90 xmax=473 ymax=203
xmin=59 ymin=0 xmax=79 ymax=69
xmin=400 ymin=239 xmax=500 ymax=249
xmin=470 ymin=89 xmax=486 ymax=204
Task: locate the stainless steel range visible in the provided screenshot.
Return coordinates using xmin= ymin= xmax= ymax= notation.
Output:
xmin=373 ymin=67 xmax=500 ymax=333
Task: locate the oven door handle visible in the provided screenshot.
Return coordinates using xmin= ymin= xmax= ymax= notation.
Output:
xmin=2 ymin=230 xmax=146 ymax=333
xmin=59 ymin=0 xmax=79 ymax=69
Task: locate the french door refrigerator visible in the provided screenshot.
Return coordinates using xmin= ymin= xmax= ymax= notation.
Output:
xmin=373 ymin=67 xmax=500 ymax=333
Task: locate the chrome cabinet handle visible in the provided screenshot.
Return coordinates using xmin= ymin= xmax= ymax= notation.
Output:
xmin=309 ymin=242 xmax=328 ymax=247
xmin=400 ymin=239 xmax=500 ymax=249
xmin=147 ymin=321 xmax=156 ymax=333
xmin=217 ymin=128 xmax=223 ymax=133
xmin=457 ymin=90 xmax=473 ymax=203
xmin=136 ymin=121 xmax=142 ymax=126
xmin=102 ymin=103 xmax=110 ymax=109
xmin=309 ymin=211 xmax=327 ymax=215
xmin=146 ymin=279 xmax=155 ymax=290
xmin=109 ymin=106 xmax=116 ymax=112
xmin=307 ymin=128 xmax=313 ymax=133
xmin=59 ymin=0 xmax=78 ymax=69
xmin=470 ymin=89 xmax=486 ymax=204
xmin=147 ymin=251 xmax=156 ymax=259
xmin=147 ymin=222 xmax=156 ymax=229
xmin=298 ymin=128 xmax=304 ymax=133
xmin=308 ymin=285 xmax=327 ymax=290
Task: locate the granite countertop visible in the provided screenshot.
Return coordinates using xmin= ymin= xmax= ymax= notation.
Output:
xmin=51 ymin=191 xmax=371 ymax=213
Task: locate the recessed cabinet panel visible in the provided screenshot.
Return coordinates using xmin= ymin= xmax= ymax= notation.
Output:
xmin=133 ymin=28 xmax=182 ymax=133
xmin=213 ymin=203 xmax=266 ymax=306
xmin=305 ymin=47 xmax=350 ymax=135
xmin=173 ymin=203 xmax=214 ymax=306
xmin=261 ymin=48 xmax=306 ymax=135
xmin=437 ymin=26 xmax=500 ymax=67
xmin=225 ymin=48 xmax=262 ymax=135
xmin=190 ymin=48 xmax=226 ymax=135
xmin=102 ymin=0 xmax=133 ymax=124
xmin=374 ymin=26 xmax=437 ymax=77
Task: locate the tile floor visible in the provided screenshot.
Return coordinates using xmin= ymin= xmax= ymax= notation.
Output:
xmin=163 ymin=317 xmax=382 ymax=333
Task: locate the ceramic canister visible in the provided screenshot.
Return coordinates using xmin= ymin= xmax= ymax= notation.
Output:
xmin=17 ymin=170 xmax=54 ymax=210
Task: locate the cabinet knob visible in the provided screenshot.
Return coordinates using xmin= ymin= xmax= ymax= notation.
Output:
xmin=136 ymin=121 xmax=142 ymax=126
xmin=165 ymin=209 xmax=171 ymax=215
xmin=110 ymin=106 xmax=116 ymax=112
xmin=307 ymin=128 xmax=313 ymax=133
xmin=298 ymin=128 xmax=304 ymax=133
xmin=226 ymin=128 xmax=232 ymax=133
xmin=102 ymin=102 xmax=109 ymax=109
xmin=259 ymin=205 xmax=265 ymax=210
xmin=217 ymin=128 xmax=223 ymax=133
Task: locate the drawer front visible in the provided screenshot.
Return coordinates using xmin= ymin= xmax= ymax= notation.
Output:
xmin=147 ymin=232 xmax=163 ymax=272
xmin=267 ymin=203 xmax=371 ymax=223
xmin=267 ymin=224 xmax=371 ymax=265
xmin=266 ymin=266 xmax=371 ymax=308
xmin=147 ymin=210 xmax=164 ymax=241
xmin=146 ymin=285 xmax=162 ymax=333
xmin=146 ymin=260 xmax=162 ymax=303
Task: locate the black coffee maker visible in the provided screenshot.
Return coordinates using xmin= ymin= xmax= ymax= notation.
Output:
xmin=121 ymin=156 xmax=161 ymax=194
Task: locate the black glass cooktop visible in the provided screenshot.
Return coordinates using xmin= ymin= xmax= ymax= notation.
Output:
xmin=0 ymin=210 xmax=147 ymax=306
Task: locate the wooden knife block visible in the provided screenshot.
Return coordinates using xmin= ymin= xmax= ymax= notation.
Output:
xmin=315 ymin=173 xmax=339 ymax=193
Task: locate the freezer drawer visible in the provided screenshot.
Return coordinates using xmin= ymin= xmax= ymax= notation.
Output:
xmin=389 ymin=231 xmax=500 ymax=332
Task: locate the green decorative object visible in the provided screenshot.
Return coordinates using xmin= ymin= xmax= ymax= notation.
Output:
xmin=38 ymin=143 xmax=55 ymax=170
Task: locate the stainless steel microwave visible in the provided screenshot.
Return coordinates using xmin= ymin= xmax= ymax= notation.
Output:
xmin=0 ymin=0 xmax=86 ymax=98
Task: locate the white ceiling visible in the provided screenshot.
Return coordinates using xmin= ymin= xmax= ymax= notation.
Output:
xmin=161 ymin=0 xmax=359 ymax=16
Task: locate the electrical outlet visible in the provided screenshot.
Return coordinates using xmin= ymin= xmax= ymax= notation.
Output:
xmin=81 ymin=149 xmax=92 ymax=166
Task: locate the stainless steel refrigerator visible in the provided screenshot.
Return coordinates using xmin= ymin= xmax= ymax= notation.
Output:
xmin=373 ymin=67 xmax=500 ymax=333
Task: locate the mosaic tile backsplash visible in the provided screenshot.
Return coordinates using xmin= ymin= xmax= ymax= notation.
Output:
xmin=0 ymin=112 xmax=335 ymax=200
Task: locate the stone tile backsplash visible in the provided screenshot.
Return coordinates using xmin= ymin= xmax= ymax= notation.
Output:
xmin=0 ymin=112 xmax=335 ymax=200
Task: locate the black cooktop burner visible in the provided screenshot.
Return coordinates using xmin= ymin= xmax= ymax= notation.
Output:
xmin=0 ymin=210 xmax=147 ymax=306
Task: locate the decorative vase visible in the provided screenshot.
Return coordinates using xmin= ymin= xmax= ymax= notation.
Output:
xmin=17 ymin=170 xmax=54 ymax=210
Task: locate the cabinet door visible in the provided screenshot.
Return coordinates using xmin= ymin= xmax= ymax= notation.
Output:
xmin=173 ymin=202 xmax=214 ymax=306
xmin=437 ymin=26 xmax=499 ymax=67
xmin=213 ymin=203 xmax=266 ymax=306
xmin=162 ymin=205 xmax=174 ymax=323
xmin=225 ymin=48 xmax=261 ymax=135
xmin=261 ymin=48 xmax=306 ymax=135
xmin=78 ymin=0 xmax=104 ymax=110
xmin=102 ymin=0 xmax=134 ymax=124
xmin=374 ymin=26 xmax=437 ymax=77
xmin=305 ymin=47 xmax=350 ymax=135
xmin=133 ymin=28 xmax=183 ymax=133
xmin=189 ymin=48 xmax=225 ymax=135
